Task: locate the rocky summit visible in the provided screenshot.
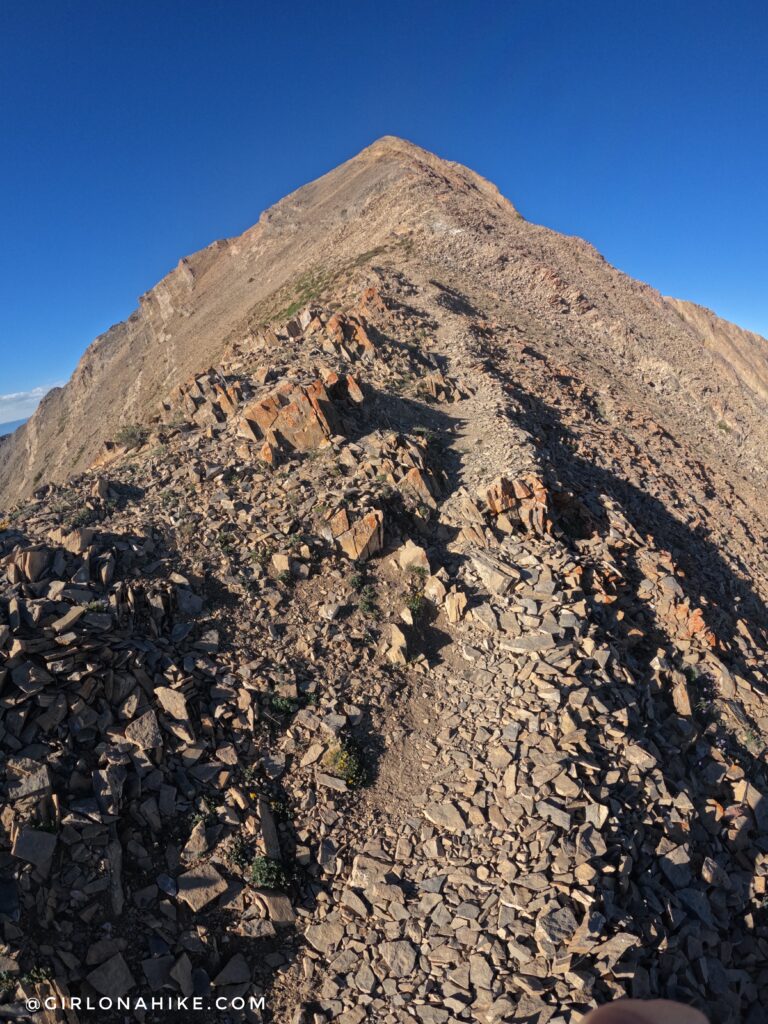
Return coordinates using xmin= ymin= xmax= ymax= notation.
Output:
xmin=0 ymin=140 xmax=767 ymax=1024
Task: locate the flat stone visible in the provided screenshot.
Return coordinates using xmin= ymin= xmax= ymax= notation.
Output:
xmin=424 ymin=802 xmax=466 ymax=832
xmin=7 ymin=759 xmax=51 ymax=801
xmin=86 ymin=953 xmax=135 ymax=997
xmin=260 ymin=890 xmax=296 ymax=927
xmin=213 ymin=953 xmax=250 ymax=986
xmin=305 ymin=919 xmax=345 ymax=954
xmin=381 ymin=939 xmax=418 ymax=978
xmin=142 ymin=955 xmax=174 ymax=991
xmin=471 ymin=550 xmax=520 ymax=595
xmin=12 ymin=827 xmax=57 ymax=867
xmin=350 ymin=855 xmax=390 ymax=889
xmin=154 ymin=686 xmax=189 ymax=720
xmin=535 ymin=904 xmax=579 ymax=948
xmin=177 ymin=863 xmax=227 ymax=911
xmin=659 ymin=845 xmax=692 ymax=888
xmin=52 ymin=606 xmax=86 ymax=633
xmin=125 ymin=709 xmax=163 ymax=749
xmin=536 ymin=800 xmax=572 ymax=830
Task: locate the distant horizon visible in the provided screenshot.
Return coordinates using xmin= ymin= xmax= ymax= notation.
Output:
xmin=0 ymin=418 xmax=28 ymax=436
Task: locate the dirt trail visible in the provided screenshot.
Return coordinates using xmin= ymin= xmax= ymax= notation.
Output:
xmin=2 ymin=273 xmax=767 ymax=1024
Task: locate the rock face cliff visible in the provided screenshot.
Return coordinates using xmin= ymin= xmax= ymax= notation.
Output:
xmin=1 ymin=136 xmax=768 ymax=508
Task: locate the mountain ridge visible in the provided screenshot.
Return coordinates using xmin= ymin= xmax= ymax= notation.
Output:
xmin=2 ymin=136 xmax=768 ymax=509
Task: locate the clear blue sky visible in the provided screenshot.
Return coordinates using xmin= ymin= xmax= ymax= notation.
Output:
xmin=1 ymin=0 xmax=767 ymax=424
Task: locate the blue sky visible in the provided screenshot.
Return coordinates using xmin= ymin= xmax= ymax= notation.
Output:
xmin=1 ymin=0 xmax=766 ymax=424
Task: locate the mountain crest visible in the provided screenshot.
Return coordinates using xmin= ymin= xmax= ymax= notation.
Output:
xmin=2 ymin=140 xmax=767 ymax=507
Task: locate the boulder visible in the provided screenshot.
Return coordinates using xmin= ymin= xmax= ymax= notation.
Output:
xmin=337 ymin=510 xmax=384 ymax=561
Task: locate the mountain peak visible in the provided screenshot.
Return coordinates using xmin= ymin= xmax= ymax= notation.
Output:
xmin=1 ymin=139 xmax=768 ymax=1022
xmin=1 ymin=141 xmax=767 ymax=509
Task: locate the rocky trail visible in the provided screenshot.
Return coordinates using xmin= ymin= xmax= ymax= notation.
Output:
xmin=1 ymin=271 xmax=767 ymax=1024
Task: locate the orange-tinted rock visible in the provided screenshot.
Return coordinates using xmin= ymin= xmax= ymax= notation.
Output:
xmin=337 ymin=510 xmax=384 ymax=561
xmin=421 ymin=371 xmax=464 ymax=403
xmin=459 ymin=524 xmax=488 ymax=548
xmin=213 ymin=383 xmax=240 ymax=417
xmin=346 ymin=374 xmax=364 ymax=404
xmin=327 ymin=509 xmax=350 ymax=538
xmin=241 ymin=379 xmax=339 ymax=452
xmin=399 ymin=467 xmax=436 ymax=509
xmin=478 ymin=474 xmax=552 ymax=535
xmin=350 ymin=317 xmax=376 ymax=356
xmin=479 ymin=477 xmax=516 ymax=515
xmin=237 ymin=417 xmax=261 ymax=442
xmin=258 ymin=440 xmax=276 ymax=465
xmin=358 ymin=286 xmax=388 ymax=315
xmin=324 ymin=312 xmax=375 ymax=359
xmin=326 ymin=313 xmax=346 ymax=344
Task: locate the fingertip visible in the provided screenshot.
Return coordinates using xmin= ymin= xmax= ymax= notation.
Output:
xmin=580 ymin=999 xmax=710 ymax=1024
xmin=580 ymin=1006 xmax=648 ymax=1024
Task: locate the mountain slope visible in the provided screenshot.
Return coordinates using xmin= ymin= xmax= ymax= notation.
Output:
xmin=2 ymin=136 xmax=768 ymax=509
xmin=1 ymin=275 xmax=767 ymax=1022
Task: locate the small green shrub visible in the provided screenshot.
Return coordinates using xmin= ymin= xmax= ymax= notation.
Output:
xmin=323 ymin=740 xmax=367 ymax=788
xmin=227 ymin=832 xmax=253 ymax=870
xmin=66 ymin=508 xmax=96 ymax=529
xmin=405 ymin=592 xmax=427 ymax=617
xmin=217 ymin=530 xmax=235 ymax=553
xmin=189 ymin=808 xmax=217 ymax=829
xmin=270 ymin=695 xmax=297 ymax=715
xmin=116 ymin=424 xmax=150 ymax=449
xmin=358 ymin=585 xmax=378 ymax=617
xmin=1 ymin=965 xmax=54 ymax=994
xmin=250 ymin=856 xmax=289 ymax=890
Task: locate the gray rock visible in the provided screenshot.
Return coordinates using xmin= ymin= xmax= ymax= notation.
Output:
xmin=11 ymin=827 xmax=57 ymax=867
xmin=380 ymin=939 xmax=418 ymax=978
xmin=177 ymin=862 xmax=227 ymax=911
xmin=424 ymin=802 xmax=466 ymax=832
xmin=86 ymin=953 xmax=136 ymax=997
xmin=124 ymin=709 xmax=162 ymax=749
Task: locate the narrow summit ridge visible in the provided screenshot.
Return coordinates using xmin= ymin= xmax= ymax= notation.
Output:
xmin=1 ymin=141 xmax=768 ymax=1022
xmin=3 ymin=138 xmax=767 ymax=507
